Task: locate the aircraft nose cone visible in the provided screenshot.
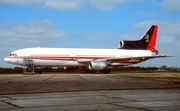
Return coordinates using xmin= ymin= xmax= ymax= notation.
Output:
xmin=4 ymin=57 xmax=17 ymax=64
xmin=4 ymin=57 xmax=10 ymax=63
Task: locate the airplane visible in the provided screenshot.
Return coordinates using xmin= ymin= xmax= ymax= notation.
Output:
xmin=4 ymin=25 xmax=170 ymax=74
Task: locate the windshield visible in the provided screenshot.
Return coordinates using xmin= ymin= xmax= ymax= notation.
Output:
xmin=9 ymin=53 xmax=17 ymax=56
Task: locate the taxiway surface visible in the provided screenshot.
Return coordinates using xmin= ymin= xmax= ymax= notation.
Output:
xmin=0 ymin=73 xmax=180 ymax=110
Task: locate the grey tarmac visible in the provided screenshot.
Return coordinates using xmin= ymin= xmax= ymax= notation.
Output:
xmin=0 ymin=73 xmax=180 ymax=110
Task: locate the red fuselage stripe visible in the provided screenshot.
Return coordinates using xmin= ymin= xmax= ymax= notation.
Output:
xmin=6 ymin=56 xmax=141 ymax=64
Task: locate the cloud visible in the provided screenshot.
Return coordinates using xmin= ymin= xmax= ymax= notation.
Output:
xmin=162 ymin=0 xmax=180 ymax=12
xmin=0 ymin=0 xmax=84 ymax=11
xmin=136 ymin=11 xmax=158 ymax=18
xmin=0 ymin=20 xmax=67 ymax=49
xmin=76 ymin=33 xmax=112 ymax=41
xmin=43 ymin=0 xmax=84 ymax=11
xmin=89 ymin=0 xmax=143 ymax=11
xmin=0 ymin=0 xmax=143 ymax=11
xmin=0 ymin=0 xmax=43 ymax=6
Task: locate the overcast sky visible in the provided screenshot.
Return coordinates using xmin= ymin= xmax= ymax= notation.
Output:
xmin=0 ymin=0 xmax=180 ymax=68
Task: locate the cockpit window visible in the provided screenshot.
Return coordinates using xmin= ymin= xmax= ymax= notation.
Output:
xmin=9 ymin=53 xmax=17 ymax=56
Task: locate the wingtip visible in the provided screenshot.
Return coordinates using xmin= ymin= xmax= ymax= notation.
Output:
xmin=158 ymin=55 xmax=174 ymax=57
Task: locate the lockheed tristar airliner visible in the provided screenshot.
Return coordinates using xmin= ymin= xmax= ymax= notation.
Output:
xmin=4 ymin=25 xmax=169 ymax=74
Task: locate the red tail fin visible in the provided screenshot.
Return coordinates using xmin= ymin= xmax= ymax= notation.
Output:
xmin=141 ymin=25 xmax=158 ymax=54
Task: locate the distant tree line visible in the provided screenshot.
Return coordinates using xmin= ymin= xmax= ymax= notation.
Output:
xmin=116 ymin=66 xmax=180 ymax=72
xmin=0 ymin=66 xmax=179 ymax=74
xmin=114 ymin=66 xmax=158 ymax=72
xmin=0 ymin=67 xmax=65 ymax=74
xmin=0 ymin=67 xmax=23 ymax=73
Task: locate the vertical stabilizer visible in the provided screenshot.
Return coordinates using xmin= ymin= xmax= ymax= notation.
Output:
xmin=140 ymin=25 xmax=158 ymax=54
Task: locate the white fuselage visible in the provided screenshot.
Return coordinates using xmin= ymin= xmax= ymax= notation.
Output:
xmin=4 ymin=47 xmax=153 ymax=67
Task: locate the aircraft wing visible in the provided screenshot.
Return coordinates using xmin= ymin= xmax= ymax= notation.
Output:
xmin=77 ymin=55 xmax=172 ymax=63
xmin=105 ymin=55 xmax=172 ymax=62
